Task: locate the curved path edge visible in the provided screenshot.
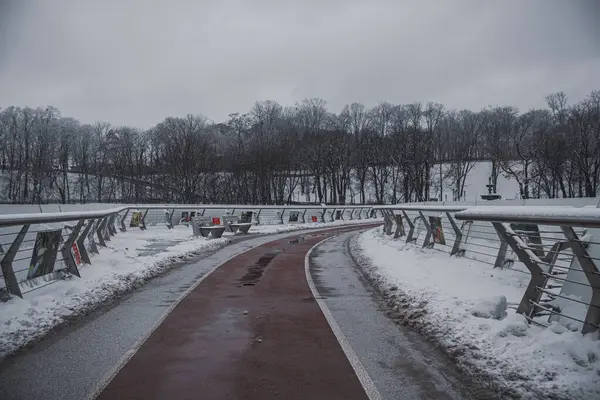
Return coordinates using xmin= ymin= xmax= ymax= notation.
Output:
xmin=304 ymin=235 xmax=383 ymax=400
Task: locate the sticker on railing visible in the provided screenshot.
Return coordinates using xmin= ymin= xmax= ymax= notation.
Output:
xmin=311 ymin=216 xmax=318 ymax=223
xmin=289 ymin=211 xmax=299 ymax=223
xmin=212 ymin=217 xmax=221 ymax=225
xmin=71 ymin=242 xmax=83 ymax=266
xmin=429 ymin=216 xmax=446 ymax=245
xmin=130 ymin=211 xmax=143 ymax=227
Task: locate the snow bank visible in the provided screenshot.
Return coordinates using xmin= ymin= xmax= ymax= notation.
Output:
xmin=353 ymin=227 xmax=600 ymax=400
xmin=0 ymin=226 xmax=229 ymax=358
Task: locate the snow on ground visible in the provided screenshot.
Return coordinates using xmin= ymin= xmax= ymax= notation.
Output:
xmin=353 ymin=227 xmax=600 ymax=400
xmin=0 ymin=218 xmax=380 ymax=359
xmin=0 ymin=226 xmax=228 ymax=358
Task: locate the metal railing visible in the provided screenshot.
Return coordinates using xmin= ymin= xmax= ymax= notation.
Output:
xmin=372 ymin=204 xmax=600 ymax=335
xmin=0 ymin=204 xmax=377 ymax=300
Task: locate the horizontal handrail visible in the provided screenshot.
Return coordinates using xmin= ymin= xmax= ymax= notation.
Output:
xmin=0 ymin=208 xmax=125 ymax=228
xmin=371 ymin=205 xmax=468 ymax=212
xmin=128 ymin=204 xmax=374 ymax=210
xmin=0 ymin=204 xmax=372 ymax=228
xmin=455 ymin=206 xmax=600 ymax=228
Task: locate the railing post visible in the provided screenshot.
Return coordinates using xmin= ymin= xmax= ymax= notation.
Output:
xmin=446 ymin=212 xmax=464 ymax=256
xmin=301 ymin=209 xmax=307 ymax=223
xmin=255 ymin=209 xmax=262 ymax=225
xmin=320 ymin=209 xmax=326 ymax=223
xmin=0 ymin=224 xmax=28 ymax=298
xmin=280 ymin=209 xmax=285 ymax=225
xmin=166 ymin=209 xmax=175 ymax=229
xmin=140 ymin=209 xmax=149 ymax=230
xmin=493 ymin=222 xmax=547 ymax=320
xmin=61 ymin=220 xmax=84 ymax=277
xmin=96 ymin=217 xmax=108 ymax=247
xmin=493 ymin=230 xmax=510 ymax=269
xmin=105 ymin=215 xmax=113 ymax=242
xmin=419 ymin=211 xmax=433 ymax=248
xmin=87 ymin=220 xmax=100 ymax=254
xmin=78 ymin=219 xmax=95 ymax=263
xmin=382 ymin=210 xmax=393 ymax=235
xmin=393 ymin=213 xmax=405 ymax=239
xmin=107 ymin=214 xmax=117 ymax=236
xmin=330 ymin=208 xmax=336 ymax=222
xmin=349 ymin=208 xmax=355 ymax=220
xmin=340 ymin=208 xmax=345 ymax=221
xmin=561 ymin=226 xmax=600 ymax=334
xmin=403 ymin=210 xmax=416 ymax=244
xmin=120 ymin=209 xmax=129 ymax=232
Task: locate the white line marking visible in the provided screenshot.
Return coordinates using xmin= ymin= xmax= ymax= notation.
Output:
xmin=304 ymin=234 xmax=383 ymax=400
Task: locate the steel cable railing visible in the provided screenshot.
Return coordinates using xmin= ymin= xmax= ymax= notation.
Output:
xmin=373 ymin=204 xmax=600 ymax=335
xmin=1 ymin=203 xmax=377 ymax=300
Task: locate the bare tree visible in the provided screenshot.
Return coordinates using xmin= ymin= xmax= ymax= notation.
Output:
xmin=445 ymin=110 xmax=485 ymax=200
xmin=1 ymin=89 xmax=599 ymax=205
xmin=153 ymin=114 xmax=216 ymax=203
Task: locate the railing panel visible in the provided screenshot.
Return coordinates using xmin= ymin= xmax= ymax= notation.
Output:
xmin=372 ymin=204 xmax=600 ymax=334
xmin=0 ymin=203 xmax=375 ymax=298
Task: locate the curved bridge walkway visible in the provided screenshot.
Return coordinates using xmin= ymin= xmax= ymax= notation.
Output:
xmin=1 ymin=224 xmax=491 ymax=400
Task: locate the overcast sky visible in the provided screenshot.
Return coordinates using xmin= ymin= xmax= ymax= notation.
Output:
xmin=1 ymin=0 xmax=599 ymax=129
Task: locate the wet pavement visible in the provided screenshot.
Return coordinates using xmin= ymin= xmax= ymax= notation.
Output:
xmin=309 ymin=231 xmax=498 ymax=400
xmin=97 ymin=226 xmax=372 ymax=400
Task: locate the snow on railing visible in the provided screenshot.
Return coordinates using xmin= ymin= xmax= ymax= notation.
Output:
xmin=0 ymin=203 xmax=375 ymax=300
xmin=372 ymin=204 xmax=600 ymax=335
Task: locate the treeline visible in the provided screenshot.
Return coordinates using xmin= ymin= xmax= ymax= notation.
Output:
xmin=0 ymin=90 xmax=598 ymax=204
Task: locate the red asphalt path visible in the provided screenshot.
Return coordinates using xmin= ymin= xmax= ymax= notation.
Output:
xmin=96 ymin=225 xmax=376 ymax=400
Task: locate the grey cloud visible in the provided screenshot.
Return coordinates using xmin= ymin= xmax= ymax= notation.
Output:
xmin=0 ymin=0 xmax=598 ymax=128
